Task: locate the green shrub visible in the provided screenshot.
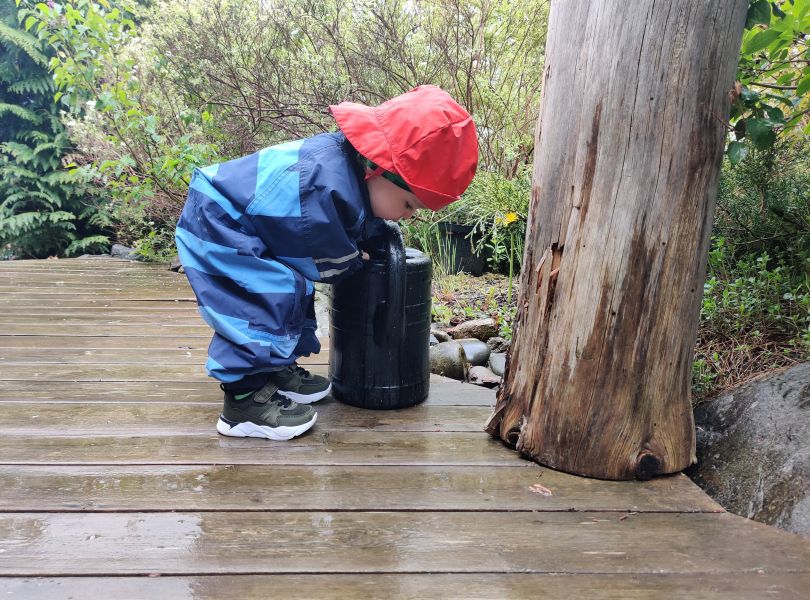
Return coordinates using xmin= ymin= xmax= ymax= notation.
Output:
xmin=694 ymin=138 xmax=809 ymax=401
xmin=715 ymin=139 xmax=810 ymax=268
xmin=728 ymin=0 xmax=810 ymax=162
xmin=0 ymin=0 xmax=106 ymax=258
xmin=693 ymin=236 xmax=809 ymax=403
xmin=21 ymin=0 xmax=219 ymax=261
xmin=148 ymin=0 xmax=548 ymax=175
xmin=439 ymin=168 xmax=531 ymax=300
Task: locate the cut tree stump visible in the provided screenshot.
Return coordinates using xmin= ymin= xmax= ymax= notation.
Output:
xmin=486 ymin=0 xmax=749 ymax=480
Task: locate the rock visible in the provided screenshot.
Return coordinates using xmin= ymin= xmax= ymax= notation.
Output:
xmin=429 ymin=341 xmax=470 ymax=381
xmin=447 ymin=317 xmax=498 ymax=342
xmin=455 ymin=338 xmax=490 ymax=366
xmin=429 ymin=334 xmax=440 ymax=346
xmin=468 ymin=365 xmax=501 ymax=388
xmin=169 ymin=257 xmax=183 ymax=272
xmin=110 ymin=244 xmax=141 ymax=261
xmin=486 ymin=336 xmax=511 ymax=354
xmin=686 ymin=362 xmax=810 ymax=537
xmin=431 ymin=329 xmax=451 ymax=343
xmin=489 ymin=352 xmax=506 ymax=376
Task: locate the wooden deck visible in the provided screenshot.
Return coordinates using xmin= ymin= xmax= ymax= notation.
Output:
xmin=1 ymin=257 xmax=808 ymax=599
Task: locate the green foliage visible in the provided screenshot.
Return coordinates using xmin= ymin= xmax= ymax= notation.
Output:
xmin=715 ymin=138 xmax=810 ymax=263
xmin=692 ymin=235 xmax=809 ymax=401
xmin=0 ymin=0 xmax=105 ymax=257
xmin=147 ymin=0 xmax=548 ymax=174
xmin=729 ymin=0 xmax=810 ymax=161
xmin=401 ymin=218 xmax=462 ymax=283
xmin=21 ymin=0 xmax=218 ymax=260
xmin=443 ymin=168 xmax=531 ymax=297
xmin=8 ymin=0 xmax=547 ymax=256
xmin=702 ymin=239 xmax=808 ymax=338
xmin=428 ymin=271 xmax=516 ymax=337
xmin=694 ymin=136 xmax=809 ymax=400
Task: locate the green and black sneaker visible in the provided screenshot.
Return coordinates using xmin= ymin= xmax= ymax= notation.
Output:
xmin=267 ymin=363 xmax=332 ymax=404
xmin=216 ymin=381 xmax=317 ymax=441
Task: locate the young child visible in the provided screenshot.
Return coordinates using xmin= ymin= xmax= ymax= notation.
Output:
xmin=176 ymin=85 xmax=478 ymax=440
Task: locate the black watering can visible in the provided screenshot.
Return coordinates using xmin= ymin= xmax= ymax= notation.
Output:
xmin=329 ymin=221 xmax=432 ymax=409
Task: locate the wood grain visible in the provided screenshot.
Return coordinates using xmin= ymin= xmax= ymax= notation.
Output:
xmin=0 ymin=465 xmax=719 ymax=513
xmin=1 ymin=511 xmax=807 ymax=575
xmin=1 ymin=252 xmax=807 ymax=597
xmin=2 ymin=573 xmax=807 ymax=600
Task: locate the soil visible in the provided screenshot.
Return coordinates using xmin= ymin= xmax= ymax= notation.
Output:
xmin=431 ymin=272 xmax=517 ymax=332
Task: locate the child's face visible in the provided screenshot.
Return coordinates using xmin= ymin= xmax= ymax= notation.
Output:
xmin=366 ymin=171 xmax=426 ymax=221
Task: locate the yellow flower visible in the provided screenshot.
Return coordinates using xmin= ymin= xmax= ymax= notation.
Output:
xmin=502 ymin=212 xmax=518 ymax=226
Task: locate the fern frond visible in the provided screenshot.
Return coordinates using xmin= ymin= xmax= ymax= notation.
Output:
xmin=0 ymin=141 xmax=36 ymax=163
xmin=65 ymin=234 xmax=110 ymax=256
xmin=7 ymin=74 xmax=53 ymax=95
xmin=0 ymin=189 xmax=61 ymax=210
xmin=0 ymin=21 xmax=47 ymax=66
xmin=19 ymin=129 xmax=50 ymax=143
xmin=0 ymin=191 xmax=29 ymax=206
xmin=42 ymin=169 xmax=86 ymax=185
xmin=0 ymin=102 xmax=42 ymax=124
xmin=44 ymin=211 xmax=77 ymax=225
xmin=0 ymin=211 xmax=46 ymax=233
xmin=0 ymin=164 xmax=38 ymax=180
xmin=33 ymin=141 xmax=60 ymax=156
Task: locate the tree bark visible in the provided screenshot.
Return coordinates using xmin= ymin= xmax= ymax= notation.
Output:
xmin=486 ymin=0 xmax=749 ymax=480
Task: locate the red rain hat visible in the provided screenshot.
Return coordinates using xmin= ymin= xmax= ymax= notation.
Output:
xmin=330 ymin=85 xmax=478 ymax=211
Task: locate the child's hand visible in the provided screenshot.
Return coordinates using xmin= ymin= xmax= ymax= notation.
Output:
xmin=361 ymin=251 xmax=370 ymax=261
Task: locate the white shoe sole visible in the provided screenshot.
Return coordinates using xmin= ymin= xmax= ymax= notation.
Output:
xmin=216 ymin=412 xmax=317 ymax=441
xmin=277 ymin=383 xmax=332 ymax=404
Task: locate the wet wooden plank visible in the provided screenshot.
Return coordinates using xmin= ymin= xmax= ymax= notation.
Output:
xmin=0 ymin=377 xmax=495 ymax=406
xmin=0 ymin=269 xmax=184 ymax=278
xmin=0 ymin=431 xmax=516 ymax=466
xmin=0 ymin=348 xmax=332 ymax=365
xmin=0 ymin=258 xmax=164 ymax=268
xmin=0 ymin=315 xmax=205 ymax=325
xmin=1 ymin=362 xmax=365 ymax=381
xmin=0 ymin=281 xmax=189 ymax=290
xmin=0 ymin=335 xmax=213 ymax=349
xmin=0 ymin=268 xmax=177 ymax=276
xmin=0 ymin=324 xmax=210 ymax=336
xmin=2 ymin=573 xmax=807 ymax=600
xmin=0 ymin=299 xmax=198 ymax=309
xmin=0 ymin=293 xmax=196 ymax=302
xmin=0 ymin=400 xmax=490 ymax=434
xmin=0 ymin=307 xmax=201 ymax=317
xmin=0 ymin=348 xmax=209 ymax=363
xmin=1 ymin=362 xmax=210 ymax=380
xmin=1 ymin=511 xmax=807 ymax=575
xmin=0 ymin=464 xmax=720 ymax=513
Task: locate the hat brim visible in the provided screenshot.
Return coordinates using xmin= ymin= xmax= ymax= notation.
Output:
xmin=406 ymin=183 xmax=458 ymax=211
xmin=329 ymin=102 xmax=395 ymax=172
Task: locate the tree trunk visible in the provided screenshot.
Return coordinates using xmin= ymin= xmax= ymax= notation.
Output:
xmin=486 ymin=0 xmax=748 ymax=480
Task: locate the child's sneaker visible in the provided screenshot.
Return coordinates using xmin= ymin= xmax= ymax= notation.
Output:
xmin=216 ymin=381 xmax=317 ymax=441
xmin=267 ymin=363 xmax=332 ymax=404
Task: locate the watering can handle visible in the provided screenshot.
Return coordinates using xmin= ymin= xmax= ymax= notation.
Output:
xmin=383 ymin=220 xmax=406 ymax=347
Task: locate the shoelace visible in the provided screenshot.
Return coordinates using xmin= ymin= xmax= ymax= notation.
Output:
xmin=292 ymin=364 xmax=312 ymax=379
xmin=276 ymin=396 xmax=293 ymax=409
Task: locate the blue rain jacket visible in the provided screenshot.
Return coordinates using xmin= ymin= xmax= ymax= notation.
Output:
xmin=176 ymin=132 xmax=378 ymax=382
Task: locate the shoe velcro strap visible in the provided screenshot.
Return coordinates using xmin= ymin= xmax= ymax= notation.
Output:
xmin=253 ymin=382 xmax=280 ymax=404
